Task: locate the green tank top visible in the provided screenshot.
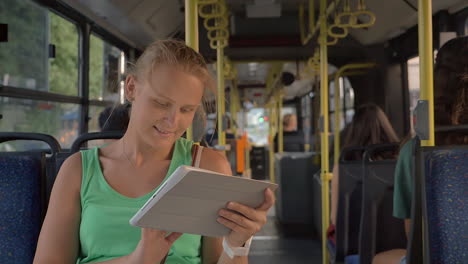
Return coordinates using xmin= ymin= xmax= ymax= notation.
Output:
xmin=77 ymin=138 xmax=202 ymax=264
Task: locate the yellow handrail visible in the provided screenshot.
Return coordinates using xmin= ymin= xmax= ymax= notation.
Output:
xmin=185 ymin=0 xmax=199 ymax=141
xmin=277 ymin=90 xmax=284 ymax=153
xmin=332 ymin=63 xmax=376 ymax=165
xmin=299 ymin=0 xmax=343 ymax=45
xmin=199 ymin=0 xmax=230 ymax=150
xmin=418 ymin=0 xmax=434 ymax=147
xmin=319 ymin=0 xmax=332 ymax=263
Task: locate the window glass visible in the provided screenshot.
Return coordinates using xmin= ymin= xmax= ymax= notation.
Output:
xmin=88 ymin=105 xmax=107 ymax=132
xmin=89 ymin=34 xmax=125 ymax=101
xmin=48 ymin=12 xmax=79 ymax=95
xmin=0 ymin=96 xmax=80 ymax=148
xmin=245 ymin=108 xmax=269 ymax=146
xmin=0 ymin=0 xmax=48 ymax=90
xmin=407 ymin=56 xmax=420 ymax=113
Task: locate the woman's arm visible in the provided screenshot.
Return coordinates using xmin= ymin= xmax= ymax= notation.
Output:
xmin=330 ymin=165 xmax=339 ymax=226
xmin=200 ymin=149 xmax=275 ymax=264
xmin=33 ymin=153 xmax=83 ymax=264
xmin=200 ymin=149 xmax=248 ymax=264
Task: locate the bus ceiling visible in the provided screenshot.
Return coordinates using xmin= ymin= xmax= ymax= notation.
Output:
xmin=58 ymin=0 xmax=467 ymax=59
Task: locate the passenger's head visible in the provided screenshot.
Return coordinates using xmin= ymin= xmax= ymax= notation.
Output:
xmin=124 ymin=39 xmax=215 ymax=147
xmin=98 ymin=105 xmax=130 ymax=132
xmin=282 ymin=114 xmax=297 ymax=132
xmin=343 ymin=103 xmax=399 ymax=148
xmin=433 ymin=36 xmax=468 ymax=144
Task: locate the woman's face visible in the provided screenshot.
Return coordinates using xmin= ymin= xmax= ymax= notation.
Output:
xmin=126 ymin=65 xmax=204 ymax=148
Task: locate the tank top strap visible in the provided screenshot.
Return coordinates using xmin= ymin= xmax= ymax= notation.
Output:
xmin=79 ymin=148 xmax=100 ymax=206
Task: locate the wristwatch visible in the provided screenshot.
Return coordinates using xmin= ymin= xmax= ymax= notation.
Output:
xmin=222 ymin=237 xmax=253 ymax=259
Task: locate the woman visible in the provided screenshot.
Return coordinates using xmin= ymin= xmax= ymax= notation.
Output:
xmin=33 ymin=39 xmax=275 ymax=264
xmin=372 ymin=36 xmax=468 ymax=264
xmin=330 ymin=103 xmax=399 ymax=230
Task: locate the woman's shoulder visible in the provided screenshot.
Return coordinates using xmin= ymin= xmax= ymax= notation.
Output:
xmin=199 ymin=147 xmax=232 ymax=175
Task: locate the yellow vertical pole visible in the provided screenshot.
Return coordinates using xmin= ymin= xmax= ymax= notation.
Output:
xmin=268 ymin=104 xmax=277 ymax=183
xmin=319 ymin=0 xmax=331 ymax=263
xmin=230 ymin=80 xmax=238 ymax=136
xmin=418 ymin=0 xmax=435 ymax=147
xmin=217 ymin=46 xmax=226 ymax=148
xmin=277 ymin=90 xmax=284 ymax=153
xmin=185 ymin=0 xmax=198 ymax=141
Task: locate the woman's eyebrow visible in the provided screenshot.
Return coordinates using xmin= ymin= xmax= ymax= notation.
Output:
xmin=152 ymin=93 xmax=200 ymax=107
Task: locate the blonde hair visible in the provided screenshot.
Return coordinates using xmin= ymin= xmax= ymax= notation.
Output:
xmin=127 ymin=39 xmax=216 ymax=126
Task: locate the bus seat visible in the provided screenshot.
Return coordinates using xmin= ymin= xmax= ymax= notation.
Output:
xmin=335 ymin=147 xmax=366 ymax=262
xmin=70 ymin=131 xmax=124 ymax=152
xmin=359 ymin=144 xmax=406 ymax=264
xmin=0 ymin=153 xmax=45 ymax=263
xmin=422 ymin=147 xmax=468 ymax=263
xmin=0 ymin=132 xmax=61 ymax=208
xmin=275 ymin=152 xmax=319 ymax=230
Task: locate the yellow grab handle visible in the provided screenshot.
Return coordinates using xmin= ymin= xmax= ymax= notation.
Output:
xmin=203 ymin=16 xmax=228 ymax=30
xmin=351 ymin=10 xmax=376 ymax=28
xmin=328 ymin=24 xmax=348 ymax=38
xmin=336 ymin=12 xmax=357 ymax=27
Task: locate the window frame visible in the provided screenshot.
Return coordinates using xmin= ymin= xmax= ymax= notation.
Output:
xmin=0 ymin=0 xmax=138 ymax=137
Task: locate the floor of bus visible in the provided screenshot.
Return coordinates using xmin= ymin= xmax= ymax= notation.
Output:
xmin=249 ymin=207 xmax=322 ymax=263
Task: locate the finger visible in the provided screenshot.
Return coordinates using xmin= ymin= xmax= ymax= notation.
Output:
xmin=256 ymin=188 xmax=275 ymax=211
xmin=217 ymin=216 xmax=250 ymax=234
xmin=165 ymin=232 xmax=183 ymax=244
xmin=219 ymin=209 xmax=256 ymax=229
xmin=226 ymin=202 xmax=260 ymax=222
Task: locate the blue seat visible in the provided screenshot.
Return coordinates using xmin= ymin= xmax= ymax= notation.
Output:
xmin=0 ymin=153 xmax=45 ymax=263
xmin=423 ymin=148 xmax=468 ymax=263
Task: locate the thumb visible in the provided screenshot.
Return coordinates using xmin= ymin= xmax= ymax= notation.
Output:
xmin=256 ymin=188 xmax=275 ymax=211
xmin=165 ymin=232 xmax=183 ymax=244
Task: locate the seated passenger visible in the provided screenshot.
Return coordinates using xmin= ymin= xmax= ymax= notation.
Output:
xmin=33 ymin=39 xmax=275 ymax=264
xmin=373 ymin=36 xmax=468 ymax=264
xmin=274 ymin=113 xmax=305 ymax=152
xmin=97 ymin=105 xmax=130 ymax=144
xmin=98 ymin=105 xmax=130 ymax=133
xmin=329 ymin=103 xmax=399 ymax=242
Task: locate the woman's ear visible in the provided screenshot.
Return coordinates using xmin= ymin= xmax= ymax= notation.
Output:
xmin=125 ymin=75 xmax=137 ymax=102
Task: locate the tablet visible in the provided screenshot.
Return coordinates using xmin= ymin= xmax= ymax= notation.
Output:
xmin=129 ymin=165 xmax=278 ymax=237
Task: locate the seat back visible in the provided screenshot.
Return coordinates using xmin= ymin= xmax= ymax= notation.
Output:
xmin=0 ymin=152 xmax=45 ymax=263
xmin=359 ymin=144 xmax=406 ymax=264
xmin=422 ymin=147 xmax=468 ymax=264
xmin=0 ymin=132 xmax=61 ymax=208
xmin=275 ymin=152 xmax=319 ymax=226
xmin=70 ymin=131 xmax=124 ymax=152
xmin=335 ymin=147 xmax=365 ymax=261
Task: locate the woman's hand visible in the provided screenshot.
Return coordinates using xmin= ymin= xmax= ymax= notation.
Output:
xmin=129 ymin=228 xmax=182 ymax=264
xmin=217 ymin=188 xmax=276 ymax=247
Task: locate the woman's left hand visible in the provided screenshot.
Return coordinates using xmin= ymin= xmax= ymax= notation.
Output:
xmin=217 ymin=188 xmax=276 ymax=247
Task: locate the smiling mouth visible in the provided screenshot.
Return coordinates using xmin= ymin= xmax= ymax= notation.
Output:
xmin=154 ymin=126 xmax=174 ymax=135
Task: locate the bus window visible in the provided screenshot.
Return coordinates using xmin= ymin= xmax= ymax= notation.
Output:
xmin=329 ymin=77 xmax=354 ymax=132
xmin=246 ymin=108 xmax=269 ymax=146
xmin=48 ymin=12 xmax=79 ymax=96
xmin=0 ymin=97 xmax=79 ymax=149
xmin=89 ymin=34 xmax=125 ymax=102
xmin=407 ymin=56 xmax=420 ymax=118
xmin=0 ymin=0 xmax=48 ymax=91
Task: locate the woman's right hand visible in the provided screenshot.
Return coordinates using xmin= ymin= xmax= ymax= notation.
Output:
xmin=129 ymin=228 xmax=182 ymax=264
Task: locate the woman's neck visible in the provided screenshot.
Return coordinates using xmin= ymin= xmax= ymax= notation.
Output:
xmin=120 ymin=129 xmax=174 ymax=168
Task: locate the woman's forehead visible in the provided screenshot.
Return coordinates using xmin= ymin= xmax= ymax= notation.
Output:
xmin=143 ymin=65 xmax=204 ymax=100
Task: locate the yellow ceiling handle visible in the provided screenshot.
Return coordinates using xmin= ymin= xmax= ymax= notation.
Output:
xmin=199 ymin=1 xmax=226 ymax=19
xmin=203 ymin=16 xmax=228 ymax=30
xmin=325 ymin=35 xmax=338 ymax=46
xmin=328 ymin=24 xmax=348 ymax=38
xmin=351 ymin=10 xmax=376 ymax=28
xmin=350 ymin=0 xmax=376 ymax=28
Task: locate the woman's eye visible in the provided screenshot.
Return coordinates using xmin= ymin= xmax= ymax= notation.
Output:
xmin=181 ymin=108 xmax=195 ymax=113
xmin=156 ymin=101 xmax=169 ymax=108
